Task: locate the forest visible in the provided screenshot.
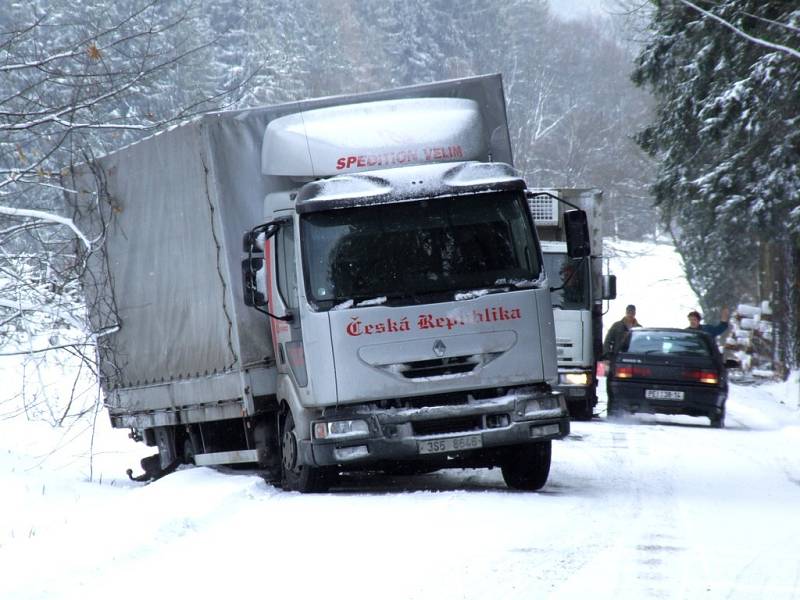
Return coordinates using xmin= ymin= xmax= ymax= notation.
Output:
xmin=1 ymin=0 xmax=798 ymax=373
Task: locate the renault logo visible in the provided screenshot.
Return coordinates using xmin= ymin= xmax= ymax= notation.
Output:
xmin=433 ymin=339 xmax=446 ymax=357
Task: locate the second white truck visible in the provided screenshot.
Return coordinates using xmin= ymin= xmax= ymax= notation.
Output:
xmin=529 ymin=189 xmax=616 ymax=420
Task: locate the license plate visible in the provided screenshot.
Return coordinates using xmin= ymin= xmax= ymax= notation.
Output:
xmin=645 ymin=389 xmax=684 ymax=400
xmin=418 ymin=434 xmax=483 ymax=455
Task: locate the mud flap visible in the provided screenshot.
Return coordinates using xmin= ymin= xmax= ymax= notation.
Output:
xmin=126 ymin=453 xmax=180 ymax=483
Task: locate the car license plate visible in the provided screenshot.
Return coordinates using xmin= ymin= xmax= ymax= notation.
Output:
xmin=645 ymin=389 xmax=684 ymax=400
xmin=418 ymin=434 xmax=483 ymax=455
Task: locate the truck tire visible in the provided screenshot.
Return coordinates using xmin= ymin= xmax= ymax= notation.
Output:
xmin=500 ymin=441 xmax=551 ymax=491
xmin=572 ymin=401 xmax=594 ymax=421
xmin=280 ymin=411 xmax=330 ymax=493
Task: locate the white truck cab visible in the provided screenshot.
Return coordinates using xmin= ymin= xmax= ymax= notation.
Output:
xmin=530 ymin=190 xmax=616 ymax=420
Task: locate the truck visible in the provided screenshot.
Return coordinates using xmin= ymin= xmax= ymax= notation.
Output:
xmin=71 ymin=74 xmax=589 ymax=492
xmin=527 ymin=189 xmax=616 ymax=420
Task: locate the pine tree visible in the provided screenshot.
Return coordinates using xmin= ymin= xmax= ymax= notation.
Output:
xmin=633 ymin=0 xmax=800 ymax=370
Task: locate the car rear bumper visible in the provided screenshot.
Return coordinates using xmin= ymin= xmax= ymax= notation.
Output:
xmin=607 ymin=380 xmax=726 ymax=417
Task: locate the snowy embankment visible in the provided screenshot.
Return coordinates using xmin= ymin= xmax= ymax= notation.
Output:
xmin=1 ymin=239 xmax=799 ymax=600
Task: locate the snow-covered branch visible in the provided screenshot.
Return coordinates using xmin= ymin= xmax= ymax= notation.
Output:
xmin=0 ymin=207 xmax=90 ymax=249
xmin=678 ymin=0 xmax=800 ymax=60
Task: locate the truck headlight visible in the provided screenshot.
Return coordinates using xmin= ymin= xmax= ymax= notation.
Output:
xmin=313 ymin=419 xmax=370 ymax=440
xmin=525 ymin=396 xmax=561 ymax=414
xmin=559 ymin=372 xmax=591 ymax=386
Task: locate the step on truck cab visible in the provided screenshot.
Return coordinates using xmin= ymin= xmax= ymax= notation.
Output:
xmin=528 ymin=189 xmax=616 ymax=420
xmin=72 ymin=75 xmax=588 ymax=492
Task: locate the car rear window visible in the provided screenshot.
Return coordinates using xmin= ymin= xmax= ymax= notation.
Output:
xmin=624 ymin=331 xmax=712 ymax=357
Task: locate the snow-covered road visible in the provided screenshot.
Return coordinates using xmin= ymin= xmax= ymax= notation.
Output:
xmin=2 ymin=380 xmax=799 ymax=600
xmin=3 ymin=239 xmax=799 ymax=599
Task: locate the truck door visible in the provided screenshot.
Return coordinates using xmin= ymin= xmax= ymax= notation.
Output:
xmin=274 ymin=223 xmax=308 ymax=387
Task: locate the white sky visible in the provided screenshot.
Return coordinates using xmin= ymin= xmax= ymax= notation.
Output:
xmin=549 ymin=0 xmax=612 ymax=20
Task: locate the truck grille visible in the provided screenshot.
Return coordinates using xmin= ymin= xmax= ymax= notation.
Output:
xmin=412 ymin=415 xmax=483 ymax=436
xmin=399 ymin=355 xmax=479 ymax=379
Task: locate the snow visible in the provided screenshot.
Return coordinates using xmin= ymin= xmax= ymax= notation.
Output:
xmin=494 ymin=276 xmax=546 ymax=289
xmin=2 ymin=238 xmax=800 ymax=600
xmin=331 ymin=299 xmax=354 ymax=310
xmin=604 ymin=238 xmax=699 ymax=330
xmin=454 ymin=289 xmax=490 ymax=301
xmin=357 ymin=296 xmax=387 ymax=307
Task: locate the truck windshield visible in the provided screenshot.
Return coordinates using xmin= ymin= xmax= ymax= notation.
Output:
xmin=300 ymin=191 xmax=541 ymax=309
xmin=544 ymin=252 xmax=590 ymax=310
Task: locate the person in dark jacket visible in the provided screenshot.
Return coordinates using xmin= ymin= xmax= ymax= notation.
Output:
xmin=687 ymin=307 xmax=730 ymax=337
xmin=602 ymin=304 xmax=641 ymax=358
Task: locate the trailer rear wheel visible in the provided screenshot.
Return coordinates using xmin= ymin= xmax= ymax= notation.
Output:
xmin=500 ymin=441 xmax=551 ymax=491
xmin=280 ymin=412 xmax=330 ymax=493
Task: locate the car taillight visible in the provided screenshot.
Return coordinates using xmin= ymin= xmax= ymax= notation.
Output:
xmin=613 ymin=366 xmax=633 ymax=379
xmin=683 ymin=369 xmax=719 ymax=385
xmin=612 ymin=365 xmax=652 ymax=379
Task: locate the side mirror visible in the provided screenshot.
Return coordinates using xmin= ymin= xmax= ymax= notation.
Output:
xmin=242 ymin=257 xmax=267 ymax=307
xmin=602 ymin=274 xmax=617 ymax=300
xmin=564 ymin=210 xmax=591 ymax=258
xmin=243 ymin=219 xmax=285 ymax=252
xmin=242 ymin=219 xmax=284 ymax=308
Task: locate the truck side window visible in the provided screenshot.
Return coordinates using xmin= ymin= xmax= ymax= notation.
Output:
xmin=276 ymin=223 xmax=298 ymax=311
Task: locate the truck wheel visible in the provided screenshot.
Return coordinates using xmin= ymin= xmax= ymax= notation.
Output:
xmin=572 ymin=401 xmax=594 ymax=421
xmin=280 ymin=412 xmax=330 ymax=493
xmin=500 ymin=441 xmax=551 ymax=491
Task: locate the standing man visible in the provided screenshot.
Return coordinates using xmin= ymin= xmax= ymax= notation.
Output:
xmin=687 ymin=307 xmax=730 ymax=337
xmin=602 ymin=304 xmax=641 ymax=358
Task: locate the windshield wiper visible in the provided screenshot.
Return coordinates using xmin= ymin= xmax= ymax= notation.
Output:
xmin=327 ymin=283 xmax=527 ymax=309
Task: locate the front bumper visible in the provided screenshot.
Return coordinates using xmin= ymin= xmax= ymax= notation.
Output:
xmin=299 ymin=387 xmax=569 ymax=468
xmin=553 ymin=383 xmax=596 ymax=406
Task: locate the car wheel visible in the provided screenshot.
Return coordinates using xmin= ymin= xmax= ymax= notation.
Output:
xmin=607 ymin=398 xmax=622 ymax=418
xmin=280 ymin=411 xmax=330 ymax=493
xmin=500 ymin=441 xmax=551 ymax=491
